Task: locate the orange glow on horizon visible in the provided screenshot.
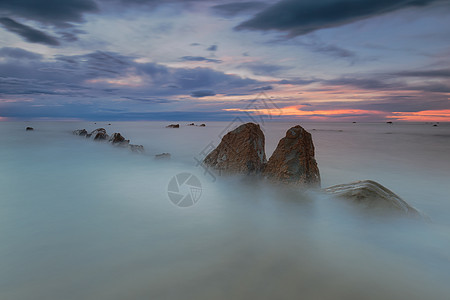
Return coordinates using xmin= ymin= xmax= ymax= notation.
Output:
xmin=388 ymin=110 xmax=450 ymax=122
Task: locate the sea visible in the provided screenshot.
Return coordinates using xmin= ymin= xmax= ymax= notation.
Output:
xmin=0 ymin=121 xmax=449 ymax=300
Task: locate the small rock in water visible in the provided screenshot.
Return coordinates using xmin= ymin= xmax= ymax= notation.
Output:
xmin=188 ymin=123 xmax=195 ymax=126
xmin=129 ymin=144 xmax=145 ymax=153
xmin=323 ymin=180 xmax=423 ymax=218
xmin=166 ymin=124 xmax=179 ymax=128
xmin=199 ymin=124 xmax=206 ymax=127
xmin=26 ymin=127 xmax=34 ymax=131
xmin=264 ymin=125 xmax=320 ymax=187
xmin=73 ymin=129 xmax=87 ymax=136
xmin=155 ymin=153 xmax=171 ymax=160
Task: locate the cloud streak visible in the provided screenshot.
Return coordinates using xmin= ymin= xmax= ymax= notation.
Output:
xmin=0 ymin=17 xmax=60 ymax=46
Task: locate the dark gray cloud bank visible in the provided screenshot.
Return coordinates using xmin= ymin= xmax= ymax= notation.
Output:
xmin=236 ymin=0 xmax=443 ymax=36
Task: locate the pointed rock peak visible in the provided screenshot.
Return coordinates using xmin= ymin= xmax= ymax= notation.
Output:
xmin=203 ymin=122 xmax=266 ymax=175
xmin=264 ymin=125 xmax=320 ymax=187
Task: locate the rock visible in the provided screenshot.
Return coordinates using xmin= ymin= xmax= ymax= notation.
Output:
xmin=166 ymin=124 xmax=179 ymax=128
xmin=109 ymin=132 xmax=127 ymax=144
xmin=263 ymin=125 xmax=320 ymax=187
xmin=386 ymin=121 xmax=393 ymax=124
xmin=433 ymin=124 xmax=438 ymax=127
xmin=73 ymin=129 xmax=87 ymax=136
xmin=188 ymin=123 xmax=195 ymax=126
xmin=199 ymin=124 xmax=206 ymax=127
xmin=89 ymin=128 xmax=109 ymax=140
xmin=203 ymin=123 xmax=266 ymax=175
xmin=323 ymin=180 xmax=422 ymax=217
xmin=26 ymin=127 xmax=34 ymax=131
xmin=155 ymin=153 xmax=171 ymax=160
xmin=129 ymin=144 xmax=145 ymax=153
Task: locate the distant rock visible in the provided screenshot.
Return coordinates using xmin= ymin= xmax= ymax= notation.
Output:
xmin=199 ymin=124 xmax=206 ymax=127
xmin=109 ymin=133 xmax=129 ymax=146
xmin=264 ymin=125 xmax=320 ymax=187
xmin=323 ymin=180 xmax=422 ymax=217
xmin=386 ymin=121 xmax=393 ymax=124
xmin=155 ymin=153 xmax=171 ymax=160
xmin=89 ymin=128 xmax=109 ymax=140
xmin=129 ymin=144 xmax=145 ymax=153
xmin=433 ymin=124 xmax=438 ymax=127
xmin=26 ymin=127 xmax=34 ymax=131
xmin=73 ymin=129 xmax=87 ymax=136
xmin=166 ymin=124 xmax=180 ymax=128
xmin=203 ymin=122 xmax=266 ymax=175
xmin=188 ymin=123 xmax=195 ymax=126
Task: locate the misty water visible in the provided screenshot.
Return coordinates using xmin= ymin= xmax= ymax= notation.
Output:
xmin=1 ymin=121 xmax=449 ymax=299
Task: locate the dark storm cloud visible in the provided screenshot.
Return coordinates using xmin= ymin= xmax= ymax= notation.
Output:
xmin=394 ymin=69 xmax=450 ymax=78
xmin=236 ymin=0 xmax=441 ymax=36
xmin=0 ymin=47 xmax=43 ymax=60
xmin=180 ymin=56 xmax=223 ymax=63
xmin=0 ymin=17 xmax=60 ymax=46
xmin=211 ymin=1 xmax=267 ymax=17
xmin=190 ymin=90 xmax=216 ymax=97
xmin=0 ymin=0 xmax=98 ymax=27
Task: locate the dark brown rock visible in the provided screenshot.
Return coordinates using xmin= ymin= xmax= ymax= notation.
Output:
xmin=264 ymin=125 xmax=320 ymax=187
xmin=109 ymin=132 xmax=125 ymax=144
xmin=166 ymin=124 xmax=179 ymax=128
xmin=89 ymin=128 xmax=108 ymax=140
xmin=323 ymin=180 xmax=423 ymax=218
xmin=188 ymin=123 xmax=195 ymax=126
xmin=73 ymin=129 xmax=87 ymax=136
xmin=199 ymin=124 xmax=206 ymax=127
xmin=203 ymin=123 xmax=266 ymax=175
xmin=26 ymin=127 xmax=34 ymax=131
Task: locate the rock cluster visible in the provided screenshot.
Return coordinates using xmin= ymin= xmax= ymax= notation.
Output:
xmin=203 ymin=123 xmax=320 ymax=187
xmin=264 ymin=125 xmax=320 ymax=187
xmin=203 ymin=123 xmax=266 ymax=175
xmin=73 ymin=128 xmax=144 ymax=153
xmin=323 ymin=180 xmax=422 ymax=217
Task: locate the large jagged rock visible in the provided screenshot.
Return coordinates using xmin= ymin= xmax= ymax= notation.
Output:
xmin=264 ymin=125 xmax=320 ymax=187
xmin=323 ymin=180 xmax=422 ymax=217
xmin=203 ymin=123 xmax=266 ymax=175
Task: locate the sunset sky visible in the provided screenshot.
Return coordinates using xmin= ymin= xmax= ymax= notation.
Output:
xmin=0 ymin=0 xmax=449 ymax=121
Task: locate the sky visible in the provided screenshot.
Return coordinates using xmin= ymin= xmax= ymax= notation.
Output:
xmin=0 ymin=0 xmax=449 ymax=122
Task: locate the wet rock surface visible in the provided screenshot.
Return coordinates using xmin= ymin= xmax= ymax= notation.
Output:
xmin=203 ymin=123 xmax=266 ymax=175
xmin=323 ymin=180 xmax=422 ymax=217
xmin=264 ymin=125 xmax=320 ymax=187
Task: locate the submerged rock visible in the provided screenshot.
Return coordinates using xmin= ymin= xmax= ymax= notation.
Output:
xmin=155 ymin=153 xmax=171 ymax=160
xmin=73 ymin=129 xmax=87 ymax=136
xmin=203 ymin=122 xmax=266 ymax=175
xmin=26 ymin=127 xmax=34 ymax=131
xmin=129 ymin=144 xmax=145 ymax=153
xmin=166 ymin=124 xmax=179 ymax=128
xmin=323 ymin=180 xmax=422 ymax=217
xmin=264 ymin=125 xmax=320 ymax=187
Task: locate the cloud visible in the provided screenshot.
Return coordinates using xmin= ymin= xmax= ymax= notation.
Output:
xmin=0 ymin=0 xmax=98 ymax=27
xmin=211 ymin=1 xmax=267 ymax=17
xmin=207 ymin=45 xmax=218 ymax=51
xmin=236 ymin=0 xmax=441 ymax=36
xmin=0 ymin=47 xmax=43 ymax=60
xmin=0 ymin=17 xmax=60 ymax=46
xmin=251 ymin=85 xmax=273 ymax=91
xmin=190 ymin=90 xmax=216 ymax=97
xmin=394 ymin=69 xmax=450 ymax=78
xmin=239 ymin=62 xmax=292 ymax=76
xmin=180 ymin=56 xmax=222 ymax=63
